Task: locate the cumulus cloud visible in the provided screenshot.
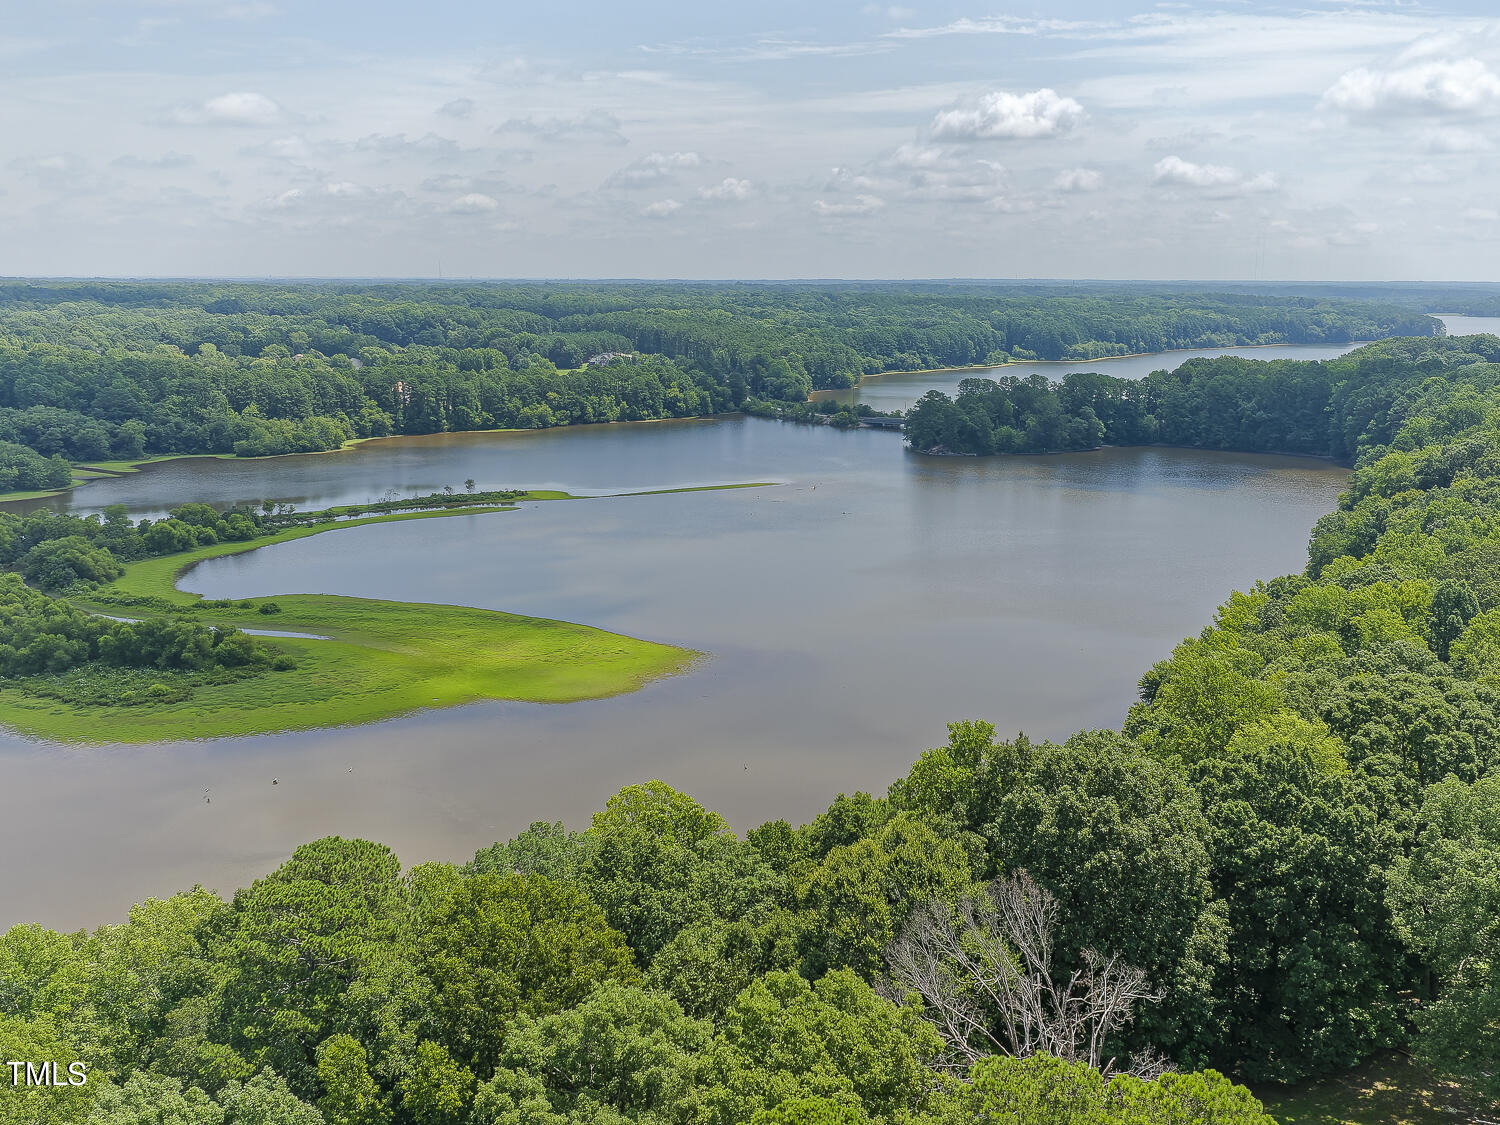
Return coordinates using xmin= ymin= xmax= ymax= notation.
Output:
xmin=447 ymin=193 xmax=498 ymax=213
xmin=699 ymin=177 xmax=752 ymax=201
xmin=167 ymin=91 xmax=285 ymax=126
xmin=1052 ymin=167 xmax=1102 ymax=193
xmin=891 ymin=144 xmax=953 ymax=169
xmin=1152 ymin=155 xmax=1277 ymax=195
xmin=496 ymin=111 xmax=627 ymax=145
xmin=642 ymin=198 xmax=682 ymax=218
xmin=930 ymin=88 xmax=1085 ymax=140
xmin=1323 ymin=57 xmax=1500 ymax=118
xmin=826 ymin=147 xmax=1021 ymax=209
xmin=604 ymin=151 xmax=703 ymax=189
xmin=438 ymin=98 xmax=476 ymax=119
xmin=813 ymin=195 xmax=884 ymax=216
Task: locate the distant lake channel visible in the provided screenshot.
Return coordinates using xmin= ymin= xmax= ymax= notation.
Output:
xmin=0 ymin=332 xmax=1416 ymax=930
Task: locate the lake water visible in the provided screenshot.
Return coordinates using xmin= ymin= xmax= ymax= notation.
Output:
xmin=813 ymin=341 xmax=1370 ymax=414
xmin=1437 ymin=313 xmax=1500 ymax=337
xmin=808 ymin=316 xmax=1497 ymax=414
xmin=0 ymin=413 xmax=1352 ymax=930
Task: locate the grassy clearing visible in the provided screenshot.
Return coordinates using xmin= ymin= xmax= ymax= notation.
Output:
xmin=1255 ymin=1053 xmax=1496 ymax=1125
xmin=0 ymin=494 xmax=715 ymax=743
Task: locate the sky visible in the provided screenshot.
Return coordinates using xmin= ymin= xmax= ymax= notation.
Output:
xmin=3 ymin=0 xmax=1499 ymax=280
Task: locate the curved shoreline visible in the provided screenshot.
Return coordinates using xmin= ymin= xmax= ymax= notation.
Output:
xmin=816 ymin=338 xmax=1382 ymax=397
xmin=0 ymin=488 xmax=768 ymax=745
xmin=0 ymin=416 xmax=747 ymax=508
xmin=0 ymin=337 xmax=1389 ymax=508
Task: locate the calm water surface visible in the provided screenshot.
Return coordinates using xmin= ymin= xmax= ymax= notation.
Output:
xmin=814 ymin=340 xmax=1371 ymax=413
xmin=1 ymin=383 xmax=1357 ymax=930
xmin=0 ymin=422 xmax=1349 ymax=929
xmin=1437 ymin=313 xmax=1500 ymax=337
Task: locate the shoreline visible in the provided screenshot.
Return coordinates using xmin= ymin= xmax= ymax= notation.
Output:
xmin=0 ymin=482 xmax=772 ymax=745
xmin=907 ymin=440 xmax=1349 ymax=466
xmin=0 ymin=415 xmax=747 ymax=508
xmin=828 ymin=338 xmax=1380 ymax=391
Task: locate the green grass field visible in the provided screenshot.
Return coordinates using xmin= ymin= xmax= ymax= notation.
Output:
xmin=0 ymin=498 xmax=701 ymax=742
xmin=1255 ymin=1052 xmax=1496 ymax=1125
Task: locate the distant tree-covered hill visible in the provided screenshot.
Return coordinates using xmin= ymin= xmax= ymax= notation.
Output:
xmin=0 ymin=281 xmax=1440 ymax=466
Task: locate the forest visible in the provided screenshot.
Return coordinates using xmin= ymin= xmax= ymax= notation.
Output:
xmin=903 ymin=336 xmax=1500 ymax=457
xmin=3 ymin=332 xmax=1500 ymax=1121
xmin=0 ymin=281 xmax=1439 ymax=472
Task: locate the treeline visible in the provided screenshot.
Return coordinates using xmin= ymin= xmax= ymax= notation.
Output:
xmin=0 ymin=574 xmax=285 ymax=682
xmin=0 ymin=438 xmax=72 ymax=491
xmin=0 ymin=346 xmax=727 ymax=462
xmin=0 ymin=502 xmax=290 ymax=700
xmin=0 ymin=281 xmax=1439 ymax=472
xmin=904 ymin=334 xmax=1500 ymax=456
xmin=0 ymin=502 xmax=264 ymax=590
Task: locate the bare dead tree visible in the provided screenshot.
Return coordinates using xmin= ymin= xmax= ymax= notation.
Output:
xmin=882 ymin=871 xmax=1164 ymax=1076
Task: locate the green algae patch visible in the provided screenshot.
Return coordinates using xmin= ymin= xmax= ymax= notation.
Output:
xmin=0 ymin=500 xmax=699 ymax=743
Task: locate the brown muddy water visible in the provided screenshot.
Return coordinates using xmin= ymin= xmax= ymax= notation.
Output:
xmin=1 ymin=402 xmax=1352 ymax=930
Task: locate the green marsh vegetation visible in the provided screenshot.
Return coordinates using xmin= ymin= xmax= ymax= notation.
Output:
xmin=0 ymin=490 xmax=707 ymax=742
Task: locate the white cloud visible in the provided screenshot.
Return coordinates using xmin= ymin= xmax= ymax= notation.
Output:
xmin=884 ymin=16 xmax=1104 ymax=40
xmin=437 ymin=98 xmax=476 ymax=119
xmin=447 ymin=193 xmax=498 ymax=213
xmin=604 ymin=151 xmax=704 ymax=189
xmin=930 ymin=89 xmax=1086 ymax=140
xmin=1323 ymin=57 xmax=1500 ymax=118
xmin=496 ymin=111 xmax=627 ymax=144
xmin=1152 ymin=155 xmax=1277 ymax=195
xmin=892 ymin=144 xmax=953 ymax=169
xmin=642 ymin=198 xmax=682 ymax=218
xmin=168 ymin=91 xmax=285 ymax=126
xmin=1052 ymin=167 xmax=1102 ymax=192
xmin=1464 ymin=207 xmax=1499 ymax=222
xmin=699 ymin=177 xmax=752 ymax=201
xmin=813 ymin=195 xmax=884 ymax=216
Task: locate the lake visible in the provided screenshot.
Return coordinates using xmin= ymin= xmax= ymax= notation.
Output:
xmin=808 ymin=315 xmax=1499 ymax=414
xmin=813 ymin=341 xmax=1368 ymax=414
xmin=0 ymin=415 xmax=1351 ymax=930
xmin=1437 ymin=313 xmax=1500 ymax=337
